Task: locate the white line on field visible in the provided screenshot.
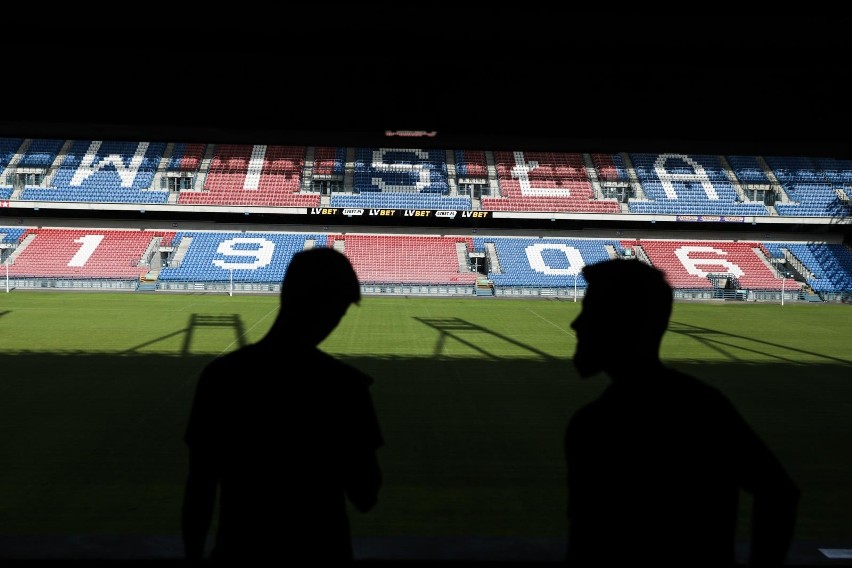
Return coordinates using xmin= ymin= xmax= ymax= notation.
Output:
xmin=525 ymin=308 xmax=575 ymax=336
xmin=218 ymin=305 xmax=279 ymax=354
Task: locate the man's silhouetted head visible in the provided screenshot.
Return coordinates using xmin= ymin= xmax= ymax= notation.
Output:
xmin=571 ymin=259 xmax=673 ymax=378
xmin=274 ymin=247 xmax=361 ymax=346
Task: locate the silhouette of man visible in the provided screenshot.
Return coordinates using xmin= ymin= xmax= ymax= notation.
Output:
xmin=565 ymin=258 xmax=799 ymax=567
xmin=182 ymin=247 xmax=383 ymax=563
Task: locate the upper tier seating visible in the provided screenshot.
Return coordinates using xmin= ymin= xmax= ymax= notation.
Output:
xmin=353 ymin=148 xmax=449 ymax=193
xmin=1 ymin=136 xmax=849 ymax=219
xmin=18 ymin=138 xmax=65 ymax=168
xmin=337 ymin=148 xmax=470 ymax=210
xmin=7 ymin=138 xmax=66 ymax=199
xmin=0 ymin=137 xmax=23 ymax=170
xmin=765 ymin=155 xmax=852 ymax=218
xmin=177 ymin=144 xmax=320 ymax=207
xmin=481 ymin=151 xmax=620 ymax=213
xmin=313 ymin=147 xmax=346 ymax=176
xmin=166 ymin=143 xmax=206 ymax=172
xmin=21 ymin=140 xmax=169 ymax=204
xmin=455 ymin=149 xmax=488 ymax=178
xmin=0 ymin=137 xmax=25 ymax=197
xmin=813 ymin=157 xmax=852 ymax=185
xmin=628 ymin=153 xmax=769 ymax=216
xmin=726 ymin=154 xmax=771 ymax=184
xmin=591 ymin=153 xmax=629 ymax=182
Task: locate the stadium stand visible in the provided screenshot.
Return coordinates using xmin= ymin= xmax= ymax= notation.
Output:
xmin=312 ymin=146 xmax=346 ymax=176
xmin=454 ymin=149 xmax=488 ymax=179
xmin=6 ymin=228 xmax=173 ymax=279
xmin=621 ymin=239 xmax=804 ymax=292
xmin=0 ymin=136 xmax=849 ymax=301
xmin=765 ymin=155 xmax=852 ymax=218
xmin=177 ymin=144 xmax=320 ymax=207
xmin=166 ymin=142 xmax=206 ymax=173
xmin=18 ymin=138 xmax=65 ymax=168
xmin=4 ymin=227 xmax=849 ymax=300
xmin=0 ymin=137 xmax=25 ymax=199
xmin=158 ymin=232 xmax=326 ymax=283
xmin=481 ymin=151 xmax=620 ymax=213
xmin=339 ymin=234 xmax=479 ymax=285
xmin=762 ymin=241 xmax=852 ymax=294
xmin=0 ymin=135 xmax=847 ymax=224
xmin=627 ymin=153 xmax=770 ymax=216
xmin=474 ymin=237 xmax=620 ymax=287
xmin=20 ymin=140 xmax=169 ymax=205
xmin=331 ymin=147 xmax=471 ymax=210
xmin=0 ymin=227 xmax=25 ymax=244
xmin=590 ymin=153 xmax=629 ymax=183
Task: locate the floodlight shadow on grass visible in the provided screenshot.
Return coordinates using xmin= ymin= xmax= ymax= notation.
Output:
xmin=0 ymin=310 xmax=10 ymax=318
xmin=414 ymin=317 xmax=557 ymax=361
xmin=669 ymin=320 xmax=852 ymax=366
xmin=119 ymin=314 xmax=247 ymax=357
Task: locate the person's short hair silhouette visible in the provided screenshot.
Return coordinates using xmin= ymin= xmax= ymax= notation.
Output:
xmin=182 ymin=247 xmax=383 ymax=563
xmin=565 ymin=258 xmax=799 ymax=567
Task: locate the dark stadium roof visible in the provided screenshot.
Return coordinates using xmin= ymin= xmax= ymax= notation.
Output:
xmin=5 ymin=14 xmax=851 ymax=158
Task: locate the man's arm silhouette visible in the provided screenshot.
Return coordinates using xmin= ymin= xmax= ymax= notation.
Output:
xmin=750 ymin=478 xmax=800 ymax=567
xmin=181 ymin=366 xmax=220 ymax=561
xmin=341 ymin=378 xmax=383 ymax=513
xmin=732 ymin=408 xmax=800 ymax=567
xmin=344 ymin=451 xmax=382 ymax=513
xmin=181 ymin=449 xmax=217 ymax=561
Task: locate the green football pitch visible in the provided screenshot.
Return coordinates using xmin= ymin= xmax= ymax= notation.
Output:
xmin=0 ymin=291 xmax=850 ymax=544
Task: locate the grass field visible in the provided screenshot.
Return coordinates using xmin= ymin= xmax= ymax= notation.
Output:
xmin=0 ymin=291 xmax=850 ymax=545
